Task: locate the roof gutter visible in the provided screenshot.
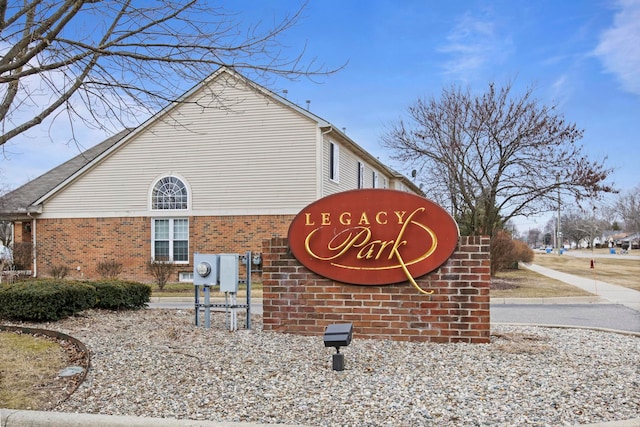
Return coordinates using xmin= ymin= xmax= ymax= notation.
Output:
xmin=320 ymin=126 xmax=334 ymax=198
xmin=27 ymin=212 xmax=36 ymax=277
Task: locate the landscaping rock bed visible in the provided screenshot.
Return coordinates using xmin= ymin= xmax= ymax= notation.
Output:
xmin=7 ymin=309 xmax=640 ymax=426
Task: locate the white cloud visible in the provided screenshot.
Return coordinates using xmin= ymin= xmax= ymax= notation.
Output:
xmin=594 ymin=0 xmax=640 ymax=96
xmin=439 ymin=12 xmax=513 ymax=81
xmin=549 ymin=74 xmax=572 ymax=107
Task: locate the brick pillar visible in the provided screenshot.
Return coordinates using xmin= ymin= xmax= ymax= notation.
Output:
xmin=262 ymin=236 xmax=490 ymax=344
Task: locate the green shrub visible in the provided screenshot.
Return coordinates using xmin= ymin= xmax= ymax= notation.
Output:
xmin=93 ymin=280 xmax=151 ymax=310
xmin=0 ymin=280 xmax=97 ymax=321
xmin=0 ymin=279 xmax=152 ymax=321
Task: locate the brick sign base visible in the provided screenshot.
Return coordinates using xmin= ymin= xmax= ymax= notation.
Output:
xmin=262 ymin=236 xmax=491 ymax=344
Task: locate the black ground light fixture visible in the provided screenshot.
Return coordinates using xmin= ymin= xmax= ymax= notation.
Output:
xmin=323 ymin=323 xmax=353 ymax=371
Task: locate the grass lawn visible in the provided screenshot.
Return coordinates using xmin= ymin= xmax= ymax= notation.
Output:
xmin=0 ymin=331 xmax=68 ymax=410
xmin=533 ymin=249 xmax=640 ymax=291
xmin=491 ymin=265 xmax=593 ymax=298
xmin=151 ymin=282 xmax=263 ymax=298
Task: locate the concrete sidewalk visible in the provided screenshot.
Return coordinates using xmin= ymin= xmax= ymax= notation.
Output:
xmin=523 ymin=263 xmax=640 ymax=311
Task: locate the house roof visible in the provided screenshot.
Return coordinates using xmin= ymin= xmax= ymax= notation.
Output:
xmin=0 ymin=129 xmax=132 ymax=217
xmin=0 ymin=67 xmax=421 ymax=217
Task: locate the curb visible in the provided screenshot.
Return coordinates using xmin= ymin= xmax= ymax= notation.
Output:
xmin=1 ymin=409 xmax=637 ymax=427
xmin=490 ymin=296 xmax=610 ymax=305
xmin=494 ymin=322 xmax=640 ymax=338
xmin=0 ymin=409 xmax=305 ymax=427
xmin=579 ymin=420 xmax=640 ymax=427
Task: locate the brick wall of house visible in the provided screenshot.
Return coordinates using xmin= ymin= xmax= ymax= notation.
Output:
xmin=35 ymin=215 xmax=294 ymax=282
xmin=262 ymin=236 xmax=491 ymax=344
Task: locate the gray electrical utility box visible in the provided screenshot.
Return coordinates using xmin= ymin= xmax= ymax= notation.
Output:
xmin=219 ymin=253 xmax=239 ymax=292
xmin=193 ymin=253 xmax=219 ymax=286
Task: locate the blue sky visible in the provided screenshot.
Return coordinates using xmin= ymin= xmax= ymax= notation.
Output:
xmin=2 ymin=0 xmax=638 ymax=232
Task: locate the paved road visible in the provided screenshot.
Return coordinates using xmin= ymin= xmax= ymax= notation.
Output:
xmin=560 ymin=250 xmax=640 ymax=260
xmin=491 ymin=302 xmax=640 ymax=333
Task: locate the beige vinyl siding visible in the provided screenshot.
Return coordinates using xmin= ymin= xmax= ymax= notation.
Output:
xmin=41 ymin=77 xmax=318 ymax=218
xmin=366 ymin=165 xmax=388 ymax=189
xmin=390 ymin=180 xmax=416 ymax=193
xmin=321 ymin=138 xmax=394 ymax=196
xmin=322 ymin=139 xmax=349 ymax=195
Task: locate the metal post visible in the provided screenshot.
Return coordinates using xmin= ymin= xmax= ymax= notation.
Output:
xmin=557 ymin=175 xmax=562 ymax=255
xmin=230 ymin=292 xmax=237 ymax=331
xmin=246 ymin=250 xmax=252 ymax=329
xmin=204 ymin=285 xmax=211 ymax=329
xmin=332 ymin=353 xmax=345 ymax=371
xmin=194 ymin=284 xmax=200 ymax=326
xmin=224 ymin=292 xmax=229 ymax=330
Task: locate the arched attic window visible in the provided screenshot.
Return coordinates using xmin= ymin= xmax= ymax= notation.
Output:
xmin=152 ymin=176 xmax=188 ymax=210
xmin=150 ymin=175 xmax=189 ymax=263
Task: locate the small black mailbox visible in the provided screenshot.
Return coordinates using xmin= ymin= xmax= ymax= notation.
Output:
xmin=323 ymin=323 xmax=353 ymax=371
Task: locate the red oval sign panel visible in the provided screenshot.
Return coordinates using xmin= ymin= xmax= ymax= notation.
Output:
xmin=288 ymin=189 xmax=459 ymax=288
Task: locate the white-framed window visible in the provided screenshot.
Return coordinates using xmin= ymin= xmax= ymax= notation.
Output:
xmin=152 ymin=218 xmax=189 ymax=263
xmin=357 ymin=161 xmax=364 ymax=188
xmin=152 ymin=176 xmax=188 ymax=210
xmin=383 ymin=177 xmax=388 ymax=189
xmin=372 ymin=171 xmax=379 ymax=188
xmin=329 ymin=141 xmax=339 ymax=182
xmin=179 ymin=272 xmax=194 ymax=283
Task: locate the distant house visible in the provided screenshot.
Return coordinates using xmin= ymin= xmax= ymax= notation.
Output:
xmin=622 ymin=233 xmax=640 ymax=250
xmin=601 ymin=231 xmax=629 ymax=248
xmin=0 ymin=67 xmax=421 ymax=283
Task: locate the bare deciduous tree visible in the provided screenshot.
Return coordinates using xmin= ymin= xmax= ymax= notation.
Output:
xmin=0 ymin=0 xmax=336 ymax=146
xmin=561 ymin=207 xmax=608 ymax=248
xmin=0 ymin=220 xmax=11 ymax=247
xmin=615 ymin=185 xmax=640 ymax=233
xmin=527 ymin=228 xmax=541 ymax=247
xmin=382 ymin=82 xmax=614 ymax=236
xmin=0 ymin=181 xmax=11 ymax=247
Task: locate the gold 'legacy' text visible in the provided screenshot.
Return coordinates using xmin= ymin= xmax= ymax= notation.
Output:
xmin=304 ymin=207 xmax=437 ymax=294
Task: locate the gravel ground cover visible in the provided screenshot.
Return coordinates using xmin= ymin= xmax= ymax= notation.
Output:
xmin=9 ymin=309 xmax=640 ymax=426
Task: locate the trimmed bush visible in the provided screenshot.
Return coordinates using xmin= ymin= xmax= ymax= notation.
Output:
xmin=93 ymin=280 xmax=151 ymax=310
xmin=0 ymin=280 xmax=97 ymax=321
xmin=0 ymin=279 xmax=151 ymax=321
xmin=513 ymin=239 xmax=534 ymax=263
xmin=490 ymin=230 xmax=534 ymax=275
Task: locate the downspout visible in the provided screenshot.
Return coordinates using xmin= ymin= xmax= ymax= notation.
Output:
xmin=320 ymin=126 xmax=333 ymax=198
xmin=27 ymin=212 xmax=36 ymax=277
